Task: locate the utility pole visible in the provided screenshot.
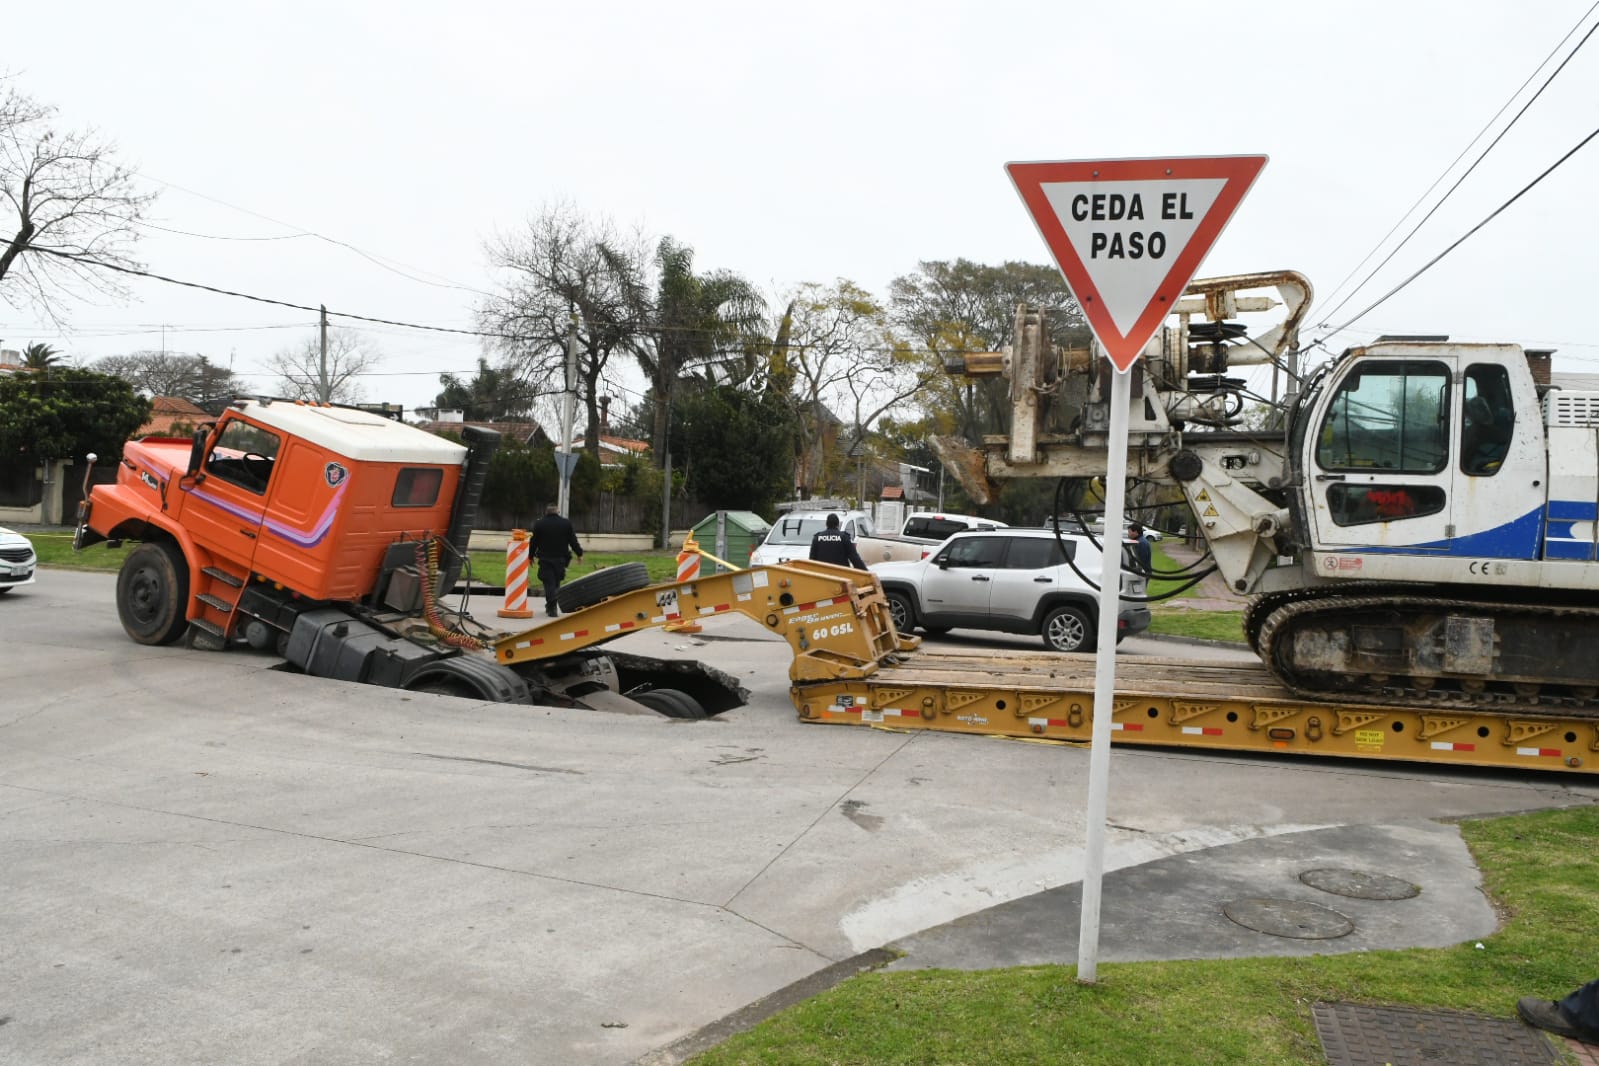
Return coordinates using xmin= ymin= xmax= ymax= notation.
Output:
xmin=556 ymin=313 xmax=579 ymax=517
xmin=317 ymin=305 xmax=331 ymax=403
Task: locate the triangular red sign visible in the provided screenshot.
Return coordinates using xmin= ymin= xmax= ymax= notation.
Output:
xmin=1007 ymin=155 xmax=1267 ymax=371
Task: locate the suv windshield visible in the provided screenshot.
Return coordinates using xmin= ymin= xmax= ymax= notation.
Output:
xmin=766 ymin=516 xmax=829 ymax=546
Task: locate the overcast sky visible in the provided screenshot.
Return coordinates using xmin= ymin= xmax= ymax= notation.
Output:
xmin=5 ymin=1 xmax=1599 ymax=418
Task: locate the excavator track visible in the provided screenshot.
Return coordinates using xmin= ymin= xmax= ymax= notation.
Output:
xmin=1253 ymin=588 xmax=1599 ymax=715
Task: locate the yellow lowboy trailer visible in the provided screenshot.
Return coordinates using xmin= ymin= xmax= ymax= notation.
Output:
xmin=492 ymin=563 xmax=1595 ymax=775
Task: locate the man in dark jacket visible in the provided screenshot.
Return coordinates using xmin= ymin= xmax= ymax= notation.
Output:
xmin=1126 ymin=522 xmax=1153 ymax=575
xmin=808 ymin=513 xmax=868 ymax=570
xmin=529 ymin=504 xmax=585 ymax=616
xmin=1520 ymin=979 xmax=1599 ymax=1043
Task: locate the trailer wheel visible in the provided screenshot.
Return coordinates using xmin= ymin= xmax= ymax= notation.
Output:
xmin=117 ymin=540 xmax=190 ymax=646
xmin=886 ymin=591 xmax=916 ymax=634
xmin=630 ymin=687 xmax=708 ymax=719
xmin=1041 ymin=605 xmax=1093 ymax=653
xmin=557 ymin=562 xmax=651 ymax=612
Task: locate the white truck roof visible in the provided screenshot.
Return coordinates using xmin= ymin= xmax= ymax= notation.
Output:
xmin=233 ymin=400 xmax=468 ymax=464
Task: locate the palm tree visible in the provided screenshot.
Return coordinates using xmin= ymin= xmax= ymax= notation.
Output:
xmin=20 ymin=342 xmax=62 ymax=368
xmin=641 ymin=238 xmax=766 ymax=465
xmin=433 ymin=358 xmax=536 ymax=422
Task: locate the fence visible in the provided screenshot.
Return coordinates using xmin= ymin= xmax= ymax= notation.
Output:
xmin=479 ymin=492 xmax=719 ymax=538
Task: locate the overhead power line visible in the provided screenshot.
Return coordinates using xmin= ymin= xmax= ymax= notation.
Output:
xmin=1316 ymin=4 xmax=1599 ymax=331
xmin=1332 ymin=122 xmax=1599 ymax=330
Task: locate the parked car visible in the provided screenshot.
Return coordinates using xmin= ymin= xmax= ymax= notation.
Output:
xmin=0 ymin=526 xmax=38 ymax=594
xmin=750 ymin=509 xmax=876 ymax=566
xmin=872 ymin=527 xmax=1150 ymax=652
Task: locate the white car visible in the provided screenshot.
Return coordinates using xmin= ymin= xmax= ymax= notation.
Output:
xmin=0 ymin=526 xmax=38 ymax=594
xmin=873 ymin=527 xmax=1150 ymax=652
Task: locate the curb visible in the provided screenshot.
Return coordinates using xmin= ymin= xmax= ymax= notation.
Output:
xmin=633 ymin=948 xmax=898 ymax=1065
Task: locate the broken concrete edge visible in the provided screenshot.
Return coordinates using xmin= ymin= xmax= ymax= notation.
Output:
xmin=632 ymin=947 xmax=900 ymax=1066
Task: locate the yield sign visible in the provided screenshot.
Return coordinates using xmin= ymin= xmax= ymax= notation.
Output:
xmin=1007 ymin=155 xmax=1267 ymax=371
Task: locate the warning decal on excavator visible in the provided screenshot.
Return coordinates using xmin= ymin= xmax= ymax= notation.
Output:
xmin=1006 ymin=155 xmax=1267 ymax=371
xmin=1195 ymin=490 xmax=1211 ymax=501
xmin=1202 ymin=505 xmax=1219 ymax=517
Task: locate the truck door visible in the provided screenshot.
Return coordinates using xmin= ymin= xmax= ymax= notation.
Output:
xmin=1306 ymin=359 xmax=1455 ymax=551
xmin=1451 ymin=361 xmax=1542 ymax=559
xmin=921 ymin=534 xmax=1007 ymax=618
xmin=180 ymin=418 xmax=278 ymax=572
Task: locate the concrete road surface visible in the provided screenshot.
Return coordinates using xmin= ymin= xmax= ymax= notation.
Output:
xmin=2 ymin=571 xmax=1595 ymax=1065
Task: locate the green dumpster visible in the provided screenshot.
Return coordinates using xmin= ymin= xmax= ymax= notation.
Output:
xmin=691 ymin=511 xmax=772 ymax=573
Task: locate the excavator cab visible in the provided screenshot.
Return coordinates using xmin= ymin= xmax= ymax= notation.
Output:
xmin=1295 ymin=341 xmax=1544 ymax=569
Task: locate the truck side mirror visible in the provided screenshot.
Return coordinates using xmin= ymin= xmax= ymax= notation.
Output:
xmin=187 ymin=423 xmax=214 ymax=477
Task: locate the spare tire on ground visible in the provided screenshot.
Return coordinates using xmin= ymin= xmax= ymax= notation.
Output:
xmin=556 ymin=562 xmax=652 ymax=612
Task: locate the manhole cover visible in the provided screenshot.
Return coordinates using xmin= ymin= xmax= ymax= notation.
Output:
xmin=1314 ymin=1002 xmax=1560 ymax=1065
xmin=1301 ymin=867 xmax=1421 ymax=900
xmin=1222 ymin=897 xmax=1353 ymax=939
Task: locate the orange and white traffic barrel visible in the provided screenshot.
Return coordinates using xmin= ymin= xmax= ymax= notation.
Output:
xmin=497 ymin=529 xmax=533 ymax=619
xmin=677 ymin=534 xmax=702 ymax=583
xmin=666 ymin=534 xmax=702 ymax=633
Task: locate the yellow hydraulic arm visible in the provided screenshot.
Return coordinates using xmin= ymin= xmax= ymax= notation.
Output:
xmin=492 ymin=560 xmax=917 ymax=681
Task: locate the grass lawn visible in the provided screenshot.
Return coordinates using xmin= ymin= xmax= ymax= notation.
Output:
xmin=690 ymin=804 xmax=1599 ymax=1065
xmin=1147 ymin=608 xmax=1246 ymax=643
xmin=27 ymin=530 xmax=128 ymax=572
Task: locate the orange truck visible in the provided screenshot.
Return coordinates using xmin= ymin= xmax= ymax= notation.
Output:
xmin=74 ymin=398 xmax=743 ymax=713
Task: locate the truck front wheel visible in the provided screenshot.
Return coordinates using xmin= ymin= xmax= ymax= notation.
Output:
xmin=117 ymin=541 xmax=190 ymax=646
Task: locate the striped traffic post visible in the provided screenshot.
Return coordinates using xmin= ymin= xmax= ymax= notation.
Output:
xmin=665 ymin=533 xmax=703 ymax=633
xmin=676 ymin=533 xmax=702 ymax=582
xmin=497 ymin=529 xmax=533 ymax=619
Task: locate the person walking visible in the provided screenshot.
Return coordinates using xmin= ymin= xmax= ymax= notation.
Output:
xmin=808 ymin=513 xmax=868 ymax=570
xmin=1126 ymin=522 xmax=1153 ymax=575
xmin=529 ymin=503 xmax=585 ymax=617
xmin=1520 ymin=980 xmax=1599 ymax=1043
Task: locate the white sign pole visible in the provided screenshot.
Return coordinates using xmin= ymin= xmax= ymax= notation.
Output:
xmin=1076 ymin=361 xmax=1131 ymax=984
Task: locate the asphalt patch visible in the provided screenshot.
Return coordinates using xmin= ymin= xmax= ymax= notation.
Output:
xmin=1314 ymin=1002 xmax=1560 ymax=1065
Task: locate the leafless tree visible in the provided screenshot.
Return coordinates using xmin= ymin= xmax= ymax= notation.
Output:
xmin=782 ymin=280 xmax=939 ymax=497
xmin=0 ymin=79 xmax=156 ymax=324
xmin=478 ymin=203 xmax=652 ymax=457
xmin=267 ymin=328 xmax=381 ymax=403
xmin=94 ymin=350 xmax=249 ymax=412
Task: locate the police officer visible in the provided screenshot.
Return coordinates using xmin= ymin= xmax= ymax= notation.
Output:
xmin=808 ymin=513 xmax=868 ymax=570
xmin=529 ymin=503 xmax=585 ymax=616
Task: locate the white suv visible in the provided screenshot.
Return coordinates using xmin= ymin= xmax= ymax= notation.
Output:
xmin=873 ymin=527 xmax=1150 ymax=652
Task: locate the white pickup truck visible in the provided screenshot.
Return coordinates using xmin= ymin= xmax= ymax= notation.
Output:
xmin=856 ymin=512 xmax=1008 ymax=565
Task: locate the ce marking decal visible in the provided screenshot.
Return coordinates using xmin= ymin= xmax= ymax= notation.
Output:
xmin=1468 ymin=560 xmax=1507 ymax=577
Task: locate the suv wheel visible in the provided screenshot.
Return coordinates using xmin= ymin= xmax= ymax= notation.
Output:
xmin=1042 ymin=605 xmax=1093 ymax=653
xmin=886 ymin=590 xmax=915 ymax=634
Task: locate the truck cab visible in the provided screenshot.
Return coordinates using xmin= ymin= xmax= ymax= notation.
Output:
xmin=79 ymin=398 xmax=486 ymax=646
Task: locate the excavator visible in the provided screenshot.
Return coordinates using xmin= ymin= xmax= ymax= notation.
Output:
xmin=935 ymin=269 xmax=1599 ymax=714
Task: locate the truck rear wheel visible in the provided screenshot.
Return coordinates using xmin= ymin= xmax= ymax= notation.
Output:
xmin=557 ymin=562 xmax=651 ymax=612
xmin=117 ymin=541 xmax=190 ymax=646
xmin=630 ymin=687 xmax=707 ymax=719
